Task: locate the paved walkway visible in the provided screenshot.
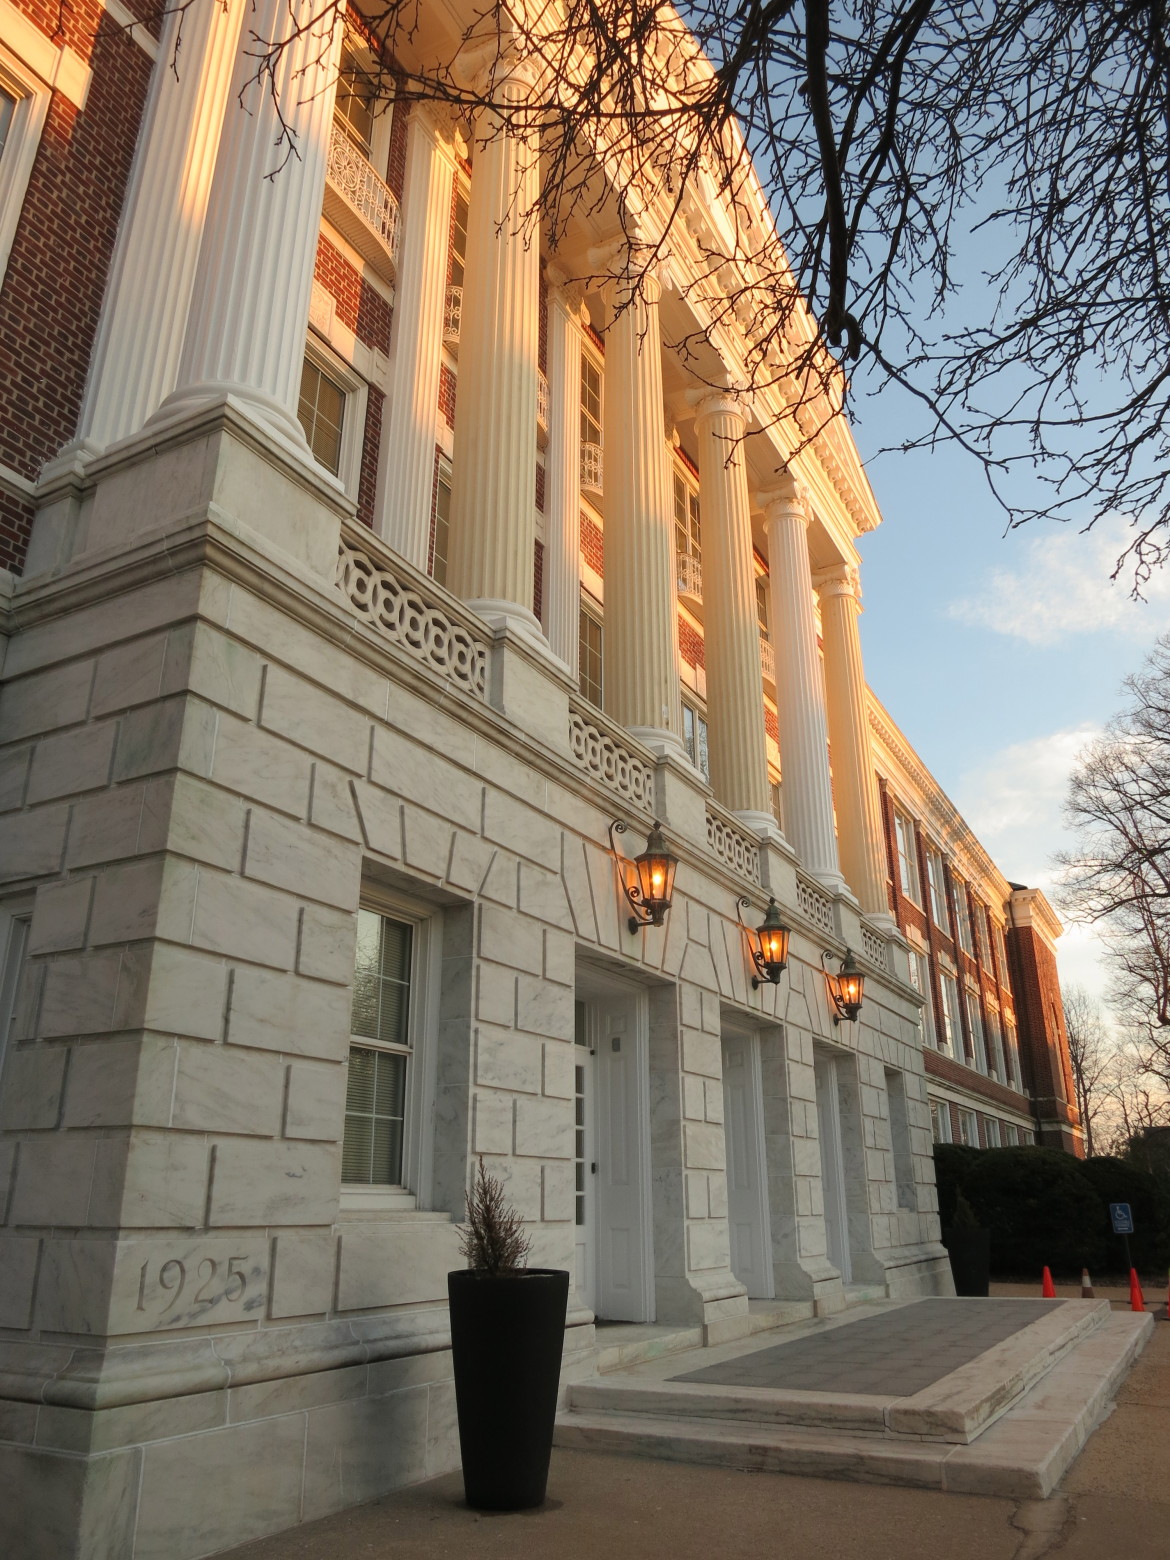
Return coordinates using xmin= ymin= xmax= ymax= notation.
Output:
xmin=220 ymin=1289 xmax=1170 ymax=1560
xmin=673 ymin=1297 xmax=1062 ymax=1395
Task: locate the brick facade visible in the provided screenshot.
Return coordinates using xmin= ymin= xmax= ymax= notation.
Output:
xmin=313 ymin=235 xmax=393 ymax=356
xmin=0 ymin=5 xmax=152 ymax=573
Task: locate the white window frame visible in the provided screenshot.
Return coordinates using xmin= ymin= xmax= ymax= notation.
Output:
xmin=958 ymin=1108 xmax=979 ymax=1148
xmin=964 ymin=987 xmax=988 ymax=1074
xmin=339 ymin=887 xmax=441 ymax=1214
xmin=1002 ymin=1122 xmax=1018 ymax=1146
xmin=0 ymin=896 xmax=33 ymax=1094
xmin=939 ymin=970 xmax=962 ymax=1057
xmin=953 ymin=883 xmax=974 ymax=955
xmin=1004 ymin=1013 xmax=1022 ymax=1089
xmin=0 ymin=41 xmax=52 ymax=291
xmin=682 ymin=697 xmax=710 ymax=784
xmin=926 ymin=847 xmax=949 ymax=930
xmin=893 ymin=808 xmax=921 ymax=906
xmin=300 ymin=336 xmax=367 ymax=499
xmin=909 ymin=948 xmax=938 ymax=1047
xmin=983 ymin=1117 xmax=1002 ymax=1148
xmin=929 ymin=1098 xmax=952 ymax=1143
xmin=334 ymin=29 xmax=395 ymax=176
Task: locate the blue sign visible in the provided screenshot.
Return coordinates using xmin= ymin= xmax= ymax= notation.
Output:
xmin=1109 ymin=1202 xmax=1135 ymax=1235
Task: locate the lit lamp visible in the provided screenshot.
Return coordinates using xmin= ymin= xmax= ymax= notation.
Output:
xmin=738 ymin=896 xmax=791 ymax=988
xmin=610 ymin=820 xmax=679 ymax=933
xmin=823 ymin=948 xmax=865 ymax=1024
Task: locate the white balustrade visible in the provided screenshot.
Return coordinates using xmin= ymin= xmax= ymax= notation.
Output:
xmin=580 ymin=441 xmax=603 ymax=494
xmin=443 ymin=283 xmax=462 ymax=343
xmin=325 ymin=122 xmax=401 ymax=275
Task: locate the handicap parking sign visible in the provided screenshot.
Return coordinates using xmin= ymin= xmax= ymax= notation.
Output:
xmin=1109 ymin=1202 xmax=1135 ymax=1235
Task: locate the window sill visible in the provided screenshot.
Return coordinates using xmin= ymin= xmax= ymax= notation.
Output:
xmin=338 ymin=1188 xmax=456 ymax=1224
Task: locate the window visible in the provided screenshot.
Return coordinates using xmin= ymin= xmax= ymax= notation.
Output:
xmin=1004 ymin=1013 xmax=1022 ymax=1088
xmin=334 ymin=42 xmax=377 ymax=157
xmin=926 ymin=848 xmax=949 ymax=931
xmin=985 ymin=1004 xmax=1007 ymax=1082
xmin=910 ymin=950 xmax=938 ymax=1045
xmin=298 ymin=356 xmax=347 ymax=475
xmin=0 ymin=51 xmax=53 ymax=290
xmin=965 ymin=989 xmax=988 ymax=1074
xmin=682 ymin=700 xmax=710 ymax=783
xmin=953 ymin=884 xmax=974 ymax=955
xmin=983 ymin=1117 xmax=1001 ymax=1148
xmin=958 ymin=1108 xmax=979 ymax=1148
xmin=579 ymin=603 xmax=603 ymax=707
xmin=0 ymin=906 xmax=31 ymax=1091
xmin=0 ymin=88 xmax=14 ymax=161
xmin=993 ymin=919 xmax=1009 ymax=981
xmin=674 ymin=467 xmax=702 ymax=592
xmin=939 ymin=971 xmax=962 ymax=1057
xmin=770 ymin=780 xmax=783 ymax=829
xmin=894 ymin=810 xmax=921 ymax=905
xmin=580 ymin=353 xmax=602 ymax=494
xmin=975 ymin=903 xmax=991 ymax=966
xmin=1002 ymin=1122 xmax=1019 ymax=1146
xmin=930 ymin=1099 xmax=952 ymax=1144
xmin=430 ymin=452 xmax=452 ymax=586
xmin=343 ymin=910 xmax=414 ymax=1186
xmin=449 ymin=186 xmax=469 ymax=293
xmin=755 ymin=574 xmax=770 ymax=638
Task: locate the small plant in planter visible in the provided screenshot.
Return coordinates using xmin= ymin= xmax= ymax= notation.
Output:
xmin=448 ymin=1158 xmax=570 ymax=1510
xmin=944 ymin=1190 xmax=991 ymax=1297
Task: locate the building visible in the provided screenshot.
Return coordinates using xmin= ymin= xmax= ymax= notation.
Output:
xmin=871 ymin=696 xmax=1082 ymax=1156
xmin=0 ymin=1 xmax=1078 ymax=1555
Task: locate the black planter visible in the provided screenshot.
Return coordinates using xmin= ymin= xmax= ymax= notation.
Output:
xmin=944 ymin=1227 xmax=991 ymax=1296
xmin=447 ymin=1267 xmax=570 ymax=1510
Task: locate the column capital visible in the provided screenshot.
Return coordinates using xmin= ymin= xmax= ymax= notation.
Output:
xmin=814 ymin=560 xmax=862 ymax=602
xmin=689 ymin=389 xmax=748 ymax=435
xmin=588 ymin=235 xmax=671 ymax=306
xmin=755 ymin=476 xmax=811 ymax=525
xmin=545 ymin=264 xmax=589 ymax=320
xmin=453 ymin=36 xmax=543 ymax=101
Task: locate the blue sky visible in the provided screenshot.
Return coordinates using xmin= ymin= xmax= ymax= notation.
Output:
xmin=847 ymin=376 xmax=1169 ymax=1002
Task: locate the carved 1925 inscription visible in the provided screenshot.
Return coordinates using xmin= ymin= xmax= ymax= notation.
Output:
xmin=110 ymin=1241 xmax=270 ymax=1333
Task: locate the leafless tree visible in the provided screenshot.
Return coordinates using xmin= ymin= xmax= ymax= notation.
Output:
xmin=1098 ymin=1036 xmax=1170 ymax=1157
xmin=1060 ymin=637 xmax=1170 ymax=1089
xmin=1062 ymin=985 xmax=1113 ymax=1158
xmin=137 ymin=0 xmax=1170 ymax=582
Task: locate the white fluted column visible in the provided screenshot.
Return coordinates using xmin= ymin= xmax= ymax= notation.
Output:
xmin=818 ymin=563 xmax=891 ymax=918
xmin=75 ymin=0 xmax=246 ymax=448
xmin=598 ymin=257 xmax=684 ymax=753
xmin=379 ymin=107 xmax=457 ymax=564
xmin=158 ymin=0 xmax=344 ymax=443
xmin=542 ymin=274 xmax=583 ymax=673
xmin=446 ymin=72 xmax=542 ymax=633
xmin=693 ymin=393 xmax=771 ymax=819
xmin=761 ymin=481 xmax=845 ymax=892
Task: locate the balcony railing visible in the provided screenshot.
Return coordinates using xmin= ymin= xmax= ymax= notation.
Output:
xmin=537 ymin=371 xmax=549 ymax=427
xmin=324 ymin=123 xmax=400 ymax=278
xmin=581 ymin=442 xmax=603 ymax=494
xmin=759 ymin=637 xmax=775 ymax=683
xmin=677 ymin=552 xmax=703 ymax=602
xmin=443 ymin=284 xmax=462 ymax=344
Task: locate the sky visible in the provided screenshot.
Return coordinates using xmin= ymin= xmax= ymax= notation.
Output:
xmin=847 ymin=379 xmax=1169 ymax=1005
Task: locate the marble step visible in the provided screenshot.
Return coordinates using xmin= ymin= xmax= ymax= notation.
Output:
xmin=555 ymin=1310 xmax=1152 ymax=1498
xmin=572 ymin=1298 xmax=1110 ymax=1443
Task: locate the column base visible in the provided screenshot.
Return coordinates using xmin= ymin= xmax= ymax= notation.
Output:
xmin=149 ymin=380 xmax=332 ymax=483
xmin=733 ymin=810 xmax=793 ymax=854
xmin=810 ymin=867 xmax=853 ymax=901
xmin=627 ymin=725 xmax=690 ymax=765
xmin=465 ymin=597 xmax=548 ymax=648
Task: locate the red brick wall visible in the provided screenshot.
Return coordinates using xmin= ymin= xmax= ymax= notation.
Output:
xmin=581 ymin=512 xmax=603 ymax=576
xmin=357 ymin=387 xmax=383 ymax=528
xmin=679 ymin=616 xmax=705 ymax=670
xmin=438 ymin=364 xmax=456 ymax=428
xmin=313 ymin=236 xmax=392 ymax=355
xmin=535 ymin=461 xmax=545 ymax=513
xmin=1006 ymin=920 xmax=1082 ymax=1154
xmin=533 ymin=539 xmax=544 ymax=621
xmin=0 ymin=7 xmax=152 ymax=573
xmin=764 ymin=706 xmax=779 ymax=745
xmin=923 ymin=1048 xmax=1032 ymax=1114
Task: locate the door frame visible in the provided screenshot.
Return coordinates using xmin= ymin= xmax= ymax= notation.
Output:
xmin=720 ymin=1017 xmax=776 ymax=1299
xmin=576 ymin=961 xmax=656 ymax=1323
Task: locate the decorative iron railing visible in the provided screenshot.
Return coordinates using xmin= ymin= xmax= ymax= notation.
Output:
xmin=580 ymin=442 xmax=603 ymax=494
xmin=443 ymin=284 xmax=462 ymax=343
xmin=677 ymin=552 xmax=703 ymax=602
xmin=326 ymin=124 xmax=400 ymax=267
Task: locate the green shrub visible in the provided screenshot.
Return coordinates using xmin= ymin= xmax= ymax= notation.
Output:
xmin=1074 ymin=1156 xmax=1170 ymax=1274
xmin=932 ymin=1143 xmax=981 ymax=1228
xmin=962 ymin=1146 xmax=1105 ymax=1277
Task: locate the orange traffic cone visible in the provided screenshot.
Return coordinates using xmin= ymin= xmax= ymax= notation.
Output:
xmin=1080 ymin=1268 xmax=1095 ymax=1299
xmin=1042 ymin=1266 xmax=1056 ymax=1297
xmin=1129 ymin=1268 xmax=1146 ymax=1313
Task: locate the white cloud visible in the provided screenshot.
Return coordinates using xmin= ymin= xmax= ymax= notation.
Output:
xmin=947 ymin=517 xmax=1170 ymax=645
xmin=953 ymin=725 xmax=1113 ymax=998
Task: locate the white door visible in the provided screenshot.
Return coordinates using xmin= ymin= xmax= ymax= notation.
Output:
xmin=578 ymin=990 xmax=654 ymax=1322
xmin=815 ymin=1049 xmax=852 ymax=1285
xmin=722 ymin=1031 xmax=775 ymax=1299
xmin=573 ymin=1004 xmax=598 ymax=1313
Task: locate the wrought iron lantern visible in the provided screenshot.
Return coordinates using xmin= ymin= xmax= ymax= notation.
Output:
xmin=738 ymin=896 xmax=791 ymax=988
xmin=823 ymin=947 xmax=866 ymax=1024
xmin=610 ymin=819 xmax=679 ymax=933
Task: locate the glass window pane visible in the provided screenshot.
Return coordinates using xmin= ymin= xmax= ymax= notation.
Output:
xmin=298 ymin=358 xmax=346 ymax=475
xmin=343 ymin=1046 xmax=407 ymax=1184
xmin=334 ymin=46 xmax=376 ymax=156
xmin=0 ymin=88 xmax=16 ymax=162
